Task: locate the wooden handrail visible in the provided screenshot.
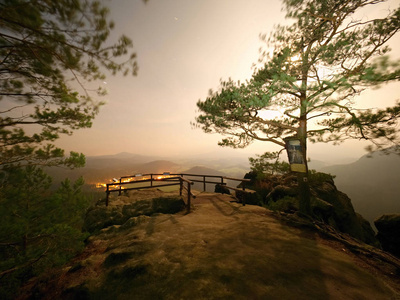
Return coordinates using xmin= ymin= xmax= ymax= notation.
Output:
xmin=176 ymin=173 xmax=224 ymax=179
xmin=179 ymin=176 xmax=194 ymax=185
xmin=223 ymin=176 xmax=251 ymax=182
xmin=106 ymin=176 xmax=182 ymax=187
xmin=105 ymin=173 xmax=253 ymax=210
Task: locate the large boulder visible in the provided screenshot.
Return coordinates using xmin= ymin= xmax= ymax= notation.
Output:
xmin=312 ymin=180 xmax=374 ymax=243
xmin=375 ymin=214 xmax=400 ymax=257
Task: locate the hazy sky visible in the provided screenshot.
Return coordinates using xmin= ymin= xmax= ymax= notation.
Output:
xmin=55 ymin=0 xmax=400 ymax=163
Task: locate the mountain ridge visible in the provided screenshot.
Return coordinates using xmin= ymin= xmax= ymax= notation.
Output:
xmin=45 ymin=150 xmax=400 ymax=226
xmin=320 ymin=150 xmax=400 ymax=227
xmin=45 ymin=154 xmax=249 ymax=186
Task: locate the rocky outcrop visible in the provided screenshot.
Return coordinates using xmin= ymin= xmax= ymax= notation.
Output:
xmin=375 ymin=214 xmax=400 ymax=258
xmin=240 ymin=171 xmax=378 ymax=246
xmin=18 ymin=193 xmax=400 ymax=299
xmin=84 ymin=190 xmax=185 ymax=233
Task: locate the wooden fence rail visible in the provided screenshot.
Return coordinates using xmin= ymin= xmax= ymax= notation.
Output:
xmin=105 ymin=173 xmax=254 ymax=213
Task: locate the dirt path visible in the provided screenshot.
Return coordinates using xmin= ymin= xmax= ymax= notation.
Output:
xmin=23 ymin=192 xmax=400 ymax=299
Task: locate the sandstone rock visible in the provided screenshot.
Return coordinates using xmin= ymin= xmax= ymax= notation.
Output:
xmin=84 ymin=196 xmax=185 ymax=233
xmin=267 ymin=185 xmax=297 ymax=202
xmin=242 ymin=172 xmax=378 ymax=246
xmin=311 ymin=197 xmax=334 ymax=221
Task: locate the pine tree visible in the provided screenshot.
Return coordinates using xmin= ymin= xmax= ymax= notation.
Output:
xmin=0 ymin=0 xmax=138 ymax=168
xmin=0 ymin=166 xmax=89 ymax=298
xmin=195 ymin=0 xmax=400 ymax=214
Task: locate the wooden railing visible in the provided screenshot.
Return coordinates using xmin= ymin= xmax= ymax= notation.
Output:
xmin=105 ymin=176 xmax=194 ymax=213
xmin=105 ymin=173 xmax=254 ymax=213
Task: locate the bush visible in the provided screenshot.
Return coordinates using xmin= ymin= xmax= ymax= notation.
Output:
xmin=308 ymin=170 xmax=336 ymax=185
xmin=0 ymin=166 xmax=90 ymax=299
xmin=267 ymin=196 xmax=299 ymax=213
xmin=248 ymin=151 xmax=290 ymax=179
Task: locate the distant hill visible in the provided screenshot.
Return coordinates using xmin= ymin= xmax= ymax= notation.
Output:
xmin=321 ymin=150 xmax=400 ymax=227
xmin=308 ymin=159 xmax=329 ymax=170
xmin=135 ymin=160 xmax=183 ymax=174
xmin=181 ymin=166 xmax=228 ymax=192
xmin=45 ymin=154 xmax=169 ymax=186
xmin=45 ymin=153 xmax=249 ymax=190
xmin=182 ymin=166 xmax=226 ymax=176
xmin=84 ymin=152 xmax=160 ymax=168
xmin=45 ymin=149 xmax=399 ymax=226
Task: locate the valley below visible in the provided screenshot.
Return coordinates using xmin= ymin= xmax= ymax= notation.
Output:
xmin=46 ymin=150 xmax=400 ymax=230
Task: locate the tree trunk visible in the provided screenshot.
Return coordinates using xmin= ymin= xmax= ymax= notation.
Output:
xmin=298 ymin=92 xmax=312 ymax=215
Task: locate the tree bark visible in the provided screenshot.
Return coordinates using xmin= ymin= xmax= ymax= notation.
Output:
xmin=297 ymin=38 xmax=312 ymax=216
xmin=298 ymin=92 xmax=312 ymax=215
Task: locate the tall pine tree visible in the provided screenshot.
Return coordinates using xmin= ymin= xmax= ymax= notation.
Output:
xmin=195 ymin=0 xmax=400 ymax=214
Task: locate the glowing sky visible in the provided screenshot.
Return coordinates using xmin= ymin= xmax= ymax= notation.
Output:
xmin=55 ymin=0 xmax=400 ymax=163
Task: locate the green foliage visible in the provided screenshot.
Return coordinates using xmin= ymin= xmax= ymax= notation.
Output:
xmin=249 ymin=151 xmax=290 ymax=179
xmin=0 ymin=166 xmax=90 ymax=299
xmin=267 ymin=196 xmax=298 ymax=213
xmin=195 ymin=0 xmax=400 ymax=154
xmin=0 ymin=0 xmax=138 ymax=168
xmin=308 ymin=170 xmax=336 ymax=185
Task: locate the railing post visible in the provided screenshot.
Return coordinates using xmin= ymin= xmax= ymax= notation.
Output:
xmin=242 ymin=183 xmax=246 ymax=206
xmin=118 ymin=178 xmax=122 ymax=196
xmin=150 ymin=174 xmax=153 ymax=187
xmin=203 ymin=176 xmax=206 ymax=192
xmin=179 ymin=177 xmax=183 ymax=196
xmin=106 ymin=185 xmax=110 ymax=207
xmin=187 ymin=181 xmax=191 ymax=213
xmin=242 ymin=181 xmax=246 ymax=206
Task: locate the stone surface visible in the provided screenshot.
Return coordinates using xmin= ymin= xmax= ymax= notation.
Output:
xmin=20 ymin=193 xmax=400 ymax=299
xmin=240 ymin=172 xmax=378 ymax=246
xmin=84 ymin=190 xmax=185 ymax=233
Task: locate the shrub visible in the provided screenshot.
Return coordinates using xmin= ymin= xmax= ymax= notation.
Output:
xmin=308 ymin=170 xmax=336 ymax=185
xmin=267 ymin=196 xmax=299 ymax=213
xmin=0 ymin=166 xmax=90 ymax=299
xmin=248 ymin=151 xmax=290 ymax=179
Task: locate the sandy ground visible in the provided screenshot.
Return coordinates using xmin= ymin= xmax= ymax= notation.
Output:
xmin=20 ymin=191 xmax=400 ymax=300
